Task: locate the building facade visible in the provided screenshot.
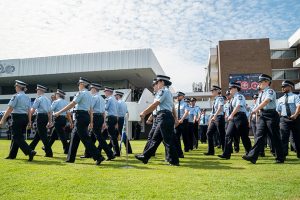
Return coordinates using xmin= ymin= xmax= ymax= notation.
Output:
xmin=205 ymin=28 xmax=300 ymax=97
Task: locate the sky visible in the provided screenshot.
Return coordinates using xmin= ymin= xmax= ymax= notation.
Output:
xmin=0 ymin=0 xmax=299 ymax=91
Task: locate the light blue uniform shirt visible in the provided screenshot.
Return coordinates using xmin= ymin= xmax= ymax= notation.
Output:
xmin=51 ymin=98 xmax=69 ymax=116
xmin=224 ymin=101 xmax=230 ymax=117
xmin=199 ymin=113 xmax=209 ymax=125
xmin=188 ymin=106 xmax=197 ymax=123
xmin=73 ymin=89 xmax=92 ymax=111
xmin=258 ymin=87 xmax=277 ymax=110
xmin=117 ymin=100 xmax=128 ymax=118
xmin=105 ymin=95 xmax=118 ymax=116
xmin=212 ymin=96 xmax=224 ymax=115
xmin=231 ymin=92 xmax=247 ymax=113
xmin=175 ymin=99 xmax=188 ymax=119
xmin=32 ymin=95 xmax=51 ymax=113
xmin=276 ymin=92 xmax=300 ymax=116
xmin=92 ymin=93 xmax=105 ymax=114
xmin=155 ymin=87 xmax=173 ymax=112
xmin=8 ymin=91 xmax=31 ymax=114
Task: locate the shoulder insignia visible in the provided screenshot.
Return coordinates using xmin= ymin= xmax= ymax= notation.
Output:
xmin=268 ymin=89 xmax=274 ymax=95
xmin=158 ymin=90 xmax=164 ymax=97
xmin=238 ymin=95 xmax=243 ymax=100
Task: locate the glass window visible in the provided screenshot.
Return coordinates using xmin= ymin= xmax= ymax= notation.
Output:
xmin=272 ymin=70 xmax=284 ymax=80
xmin=285 ymin=70 xmax=299 ymax=80
xmin=272 ymin=69 xmax=299 ymax=80
xmin=271 ymin=49 xmax=297 ymax=59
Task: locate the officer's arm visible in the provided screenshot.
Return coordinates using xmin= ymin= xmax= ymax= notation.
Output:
xmin=0 ymin=106 xmax=13 ymax=124
xmin=172 ymin=105 xmax=178 ymax=120
xmin=28 ymin=108 xmax=37 ymax=125
xmin=56 ymin=101 xmax=77 ymax=115
xmin=146 ymin=114 xmax=153 ymax=123
xmin=181 ymin=109 xmax=189 ymax=121
xmin=89 ymin=108 xmax=94 ymax=126
xmin=229 ymin=105 xmax=241 ymax=117
xmin=141 ymin=101 xmax=160 ymax=116
xmin=253 ymin=99 xmax=270 ymax=112
xmin=66 ymin=112 xmax=73 ymax=124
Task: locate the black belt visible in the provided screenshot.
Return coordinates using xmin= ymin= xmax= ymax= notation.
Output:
xmin=37 ymin=113 xmax=48 ymax=115
xmin=11 ymin=113 xmax=27 ymax=116
xmin=157 ymin=110 xmax=172 ymax=115
xmin=235 ymin=112 xmax=246 ymax=116
xmin=261 ymin=109 xmax=276 ymax=113
xmin=93 ymin=113 xmax=104 ymax=116
xmin=74 ymin=110 xmax=88 ymax=113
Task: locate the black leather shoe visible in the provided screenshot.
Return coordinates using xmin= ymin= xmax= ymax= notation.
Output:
xmin=135 ymin=154 xmax=148 ymax=164
xmin=242 ymin=155 xmax=256 ymax=164
xmin=106 ymin=155 xmax=116 ymax=161
xmin=28 ymin=151 xmax=37 ymax=162
xmin=275 ymin=159 xmax=284 ymax=164
xmin=65 ymin=160 xmax=74 ymax=163
xmin=45 ymin=154 xmax=53 ymax=158
xmin=96 ymin=157 xmax=105 ymax=166
xmin=218 ymin=155 xmax=230 ymax=159
xmin=5 ymin=156 xmax=15 ymax=159
xmin=169 ymin=162 xmax=180 ymax=166
xmin=204 ymin=152 xmax=214 ymax=156
xmin=80 ymin=155 xmax=91 ymax=159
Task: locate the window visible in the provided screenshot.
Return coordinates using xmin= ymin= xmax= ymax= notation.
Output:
xmin=271 ymin=49 xmax=297 ymax=59
xmin=272 ymin=69 xmax=300 ymax=80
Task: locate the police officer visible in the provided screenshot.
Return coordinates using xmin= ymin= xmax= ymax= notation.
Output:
xmin=198 ymin=109 xmax=209 ymax=143
xmin=54 ymin=77 xmax=105 ymax=165
xmin=187 ymin=98 xmax=200 ymax=150
xmin=115 ymin=91 xmax=133 ymax=154
xmin=48 ymin=89 xmax=72 ymax=154
xmin=277 ymin=80 xmax=300 ymax=159
xmin=81 ymin=83 xmax=115 ymax=160
xmin=29 ymin=84 xmax=53 ymax=157
xmin=136 ymin=75 xmax=179 ymax=166
xmin=204 ymin=85 xmax=226 ymax=155
xmin=175 ymin=91 xmax=189 ymax=155
xmin=0 ymin=80 xmax=36 ymax=161
xmin=224 ymin=91 xmax=240 ymax=153
xmin=191 ymin=98 xmax=200 ymax=149
xmin=219 ymin=82 xmax=252 ymax=159
xmin=142 ymin=78 xmax=160 ymax=157
xmin=243 ymin=74 xmax=284 ymax=164
xmin=103 ymin=86 xmax=120 ymax=157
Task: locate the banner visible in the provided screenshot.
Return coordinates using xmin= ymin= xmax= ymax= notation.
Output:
xmin=229 ymin=73 xmax=260 ymax=97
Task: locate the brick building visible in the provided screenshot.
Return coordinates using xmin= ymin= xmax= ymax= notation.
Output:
xmin=205 ymin=28 xmax=300 ymax=98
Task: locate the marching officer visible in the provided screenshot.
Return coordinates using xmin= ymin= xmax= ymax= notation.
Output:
xmin=81 ymin=83 xmax=115 ymax=160
xmin=175 ymin=91 xmax=189 ymax=155
xmin=54 ymin=77 xmax=105 ymax=165
xmin=190 ymin=98 xmax=200 ymax=149
xmin=243 ymin=74 xmax=284 ymax=164
xmin=29 ymin=84 xmax=53 ymax=157
xmin=198 ymin=109 xmax=209 ymax=143
xmin=143 ymin=79 xmax=159 ymax=156
xmin=0 ymin=80 xmax=36 ymax=161
xmin=204 ymin=85 xmax=226 ymax=155
xmin=277 ymin=80 xmax=300 ymax=159
xmin=48 ymin=89 xmax=72 ymax=154
xmin=136 ymin=75 xmax=179 ymax=166
xmin=103 ymin=86 xmax=120 ymax=157
xmin=115 ymin=91 xmax=133 ymax=154
xmin=218 ymin=82 xmax=252 ymax=159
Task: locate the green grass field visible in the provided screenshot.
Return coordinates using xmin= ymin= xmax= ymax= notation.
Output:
xmin=0 ymin=139 xmax=299 ymax=200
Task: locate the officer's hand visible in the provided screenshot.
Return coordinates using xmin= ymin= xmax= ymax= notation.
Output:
xmin=211 ymin=116 xmax=216 ymax=121
xmin=88 ymin=123 xmax=93 ymax=130
xmin=290 ymin=114 xmax=298 ymax=120
xmin=69 ymin=123 xmax=74 ymax=129
xmin=27 ymin=123 xmax=32 ymax=129
xmin=53 ymin=112 xmax=60 ymax=117
xmin=175 ymin=120 xmax=179 ymax=128
xmin=140 ymin=112 xmax=146 ymax=120
xmin=102 ymin=123 xmax=107 ymax=130
xmin=46 ymin=122 xmax=53 ymax=129
xmin=146 ymin=120 xmax=152 ymax=125
xmin=228 ymin=115 xmax=233 ymax=121
xmin=0 ymin=120 xmax=3 ymax=127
